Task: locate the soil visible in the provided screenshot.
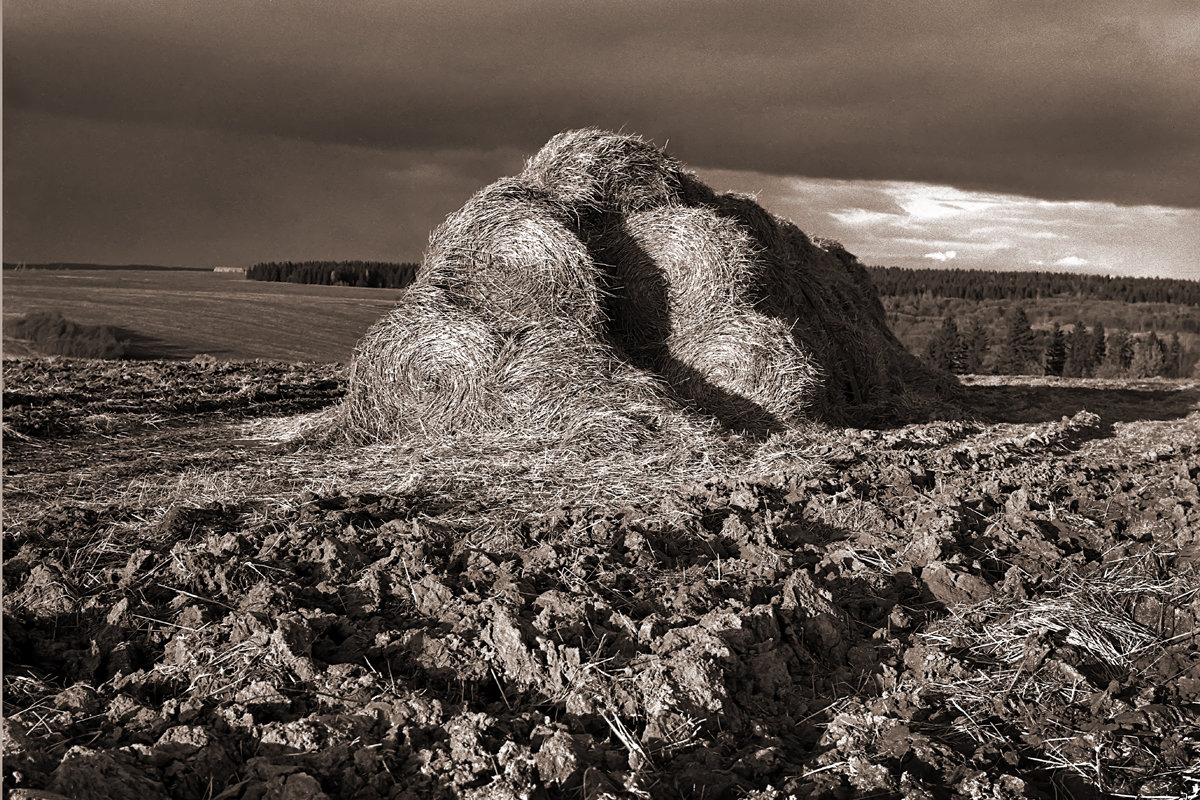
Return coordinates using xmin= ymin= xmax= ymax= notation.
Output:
xmin=4 ymin=358 xmax=1199 ymax=799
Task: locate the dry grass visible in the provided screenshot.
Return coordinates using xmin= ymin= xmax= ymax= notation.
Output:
xmin=336 ymin=127 xmax=954 ymax=447
xmin=917 ymin=548 xmax=1200 ymax=795
xmin=251 ymin=410 xmax=831 ymax=543
xmin=520 ymin=127 xmax=706 ymax=215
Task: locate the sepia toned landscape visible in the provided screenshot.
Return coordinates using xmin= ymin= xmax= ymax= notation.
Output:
xmin=5 ymin=130 xmax=1200 ymax=799
xmin=6 ymin=2 xmax=1200 ymax=799
xmin=4 ymin=355 xmax=1199 ymax=799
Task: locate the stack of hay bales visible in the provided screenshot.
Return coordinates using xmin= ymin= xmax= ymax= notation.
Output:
xmin=340 ymin=128 xmax=948 ymax=445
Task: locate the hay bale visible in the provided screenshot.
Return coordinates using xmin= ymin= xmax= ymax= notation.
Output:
xmin=662 ymin=314 xmax=821 ymax=426
xmin=422 ymin=179 xmax=605 ymax=328
xmin=488 ymin=321 xmax=683 ymax=450
xmin=340 ymin=127 xmax=954 ymax=446
xmin=596 ymin=204 xmax=823 ymax=425
xmin=520 ymin=128 xmax=708 ymax=217
xmin=710 ymin=192 xmax=943 ymax=413
xmin=340 ymin=286 xmax=677 ymax=449
xmin=603 ymin=205 xmax=760 ymax=331
xmin=340 ymin=285 xmax=503 ymax=438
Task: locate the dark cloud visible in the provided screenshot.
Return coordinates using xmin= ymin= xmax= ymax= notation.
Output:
xmin=5 ymin=0 xmax=1198 ymax=265
xmin=3 ymin=109 xmax=523 ymax=264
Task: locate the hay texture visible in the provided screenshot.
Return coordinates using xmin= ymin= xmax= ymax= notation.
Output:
xmin=521 ymin=128 xmax=705 ymax=216
xmin=341 ymin=128 xmax=949 ymax=444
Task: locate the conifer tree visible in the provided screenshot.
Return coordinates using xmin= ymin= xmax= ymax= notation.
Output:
xmin=1076 ymin=320 xmax=1096 ymax=376
xmin=1091 ymin=321 xmax=1107 ymax=367
xmin=960 ymin=318 xmax=990 ymax=374
xmin=1062 ymin=320 xmax=1095 ymax=377
xmin=1044 ymin=322 xmax=1066 ymax=376
xmin=999 ymin=306 xmax=1038 ymax=374
xmin=1130 ymin=331 xmax=1166 ymax=378
xmin=925 ymin=314 xmax=962 ymax=373
xmin=1165 ymin=333 xmax=1183 ymax=378
xmin=1099 ymin=329 xmax=1134 ymax=376
xmin=1116 ymin=330 xmax=1135 ymax=370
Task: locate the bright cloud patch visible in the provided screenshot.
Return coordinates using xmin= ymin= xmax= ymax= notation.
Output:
xmin=697 ymin=167 xmax=1200 ymax=279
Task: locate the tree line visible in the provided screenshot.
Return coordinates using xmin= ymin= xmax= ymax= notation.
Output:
xmin=246 ymin=261 xmax=418 ymax=288
xmin=868 ymin=266 xmax=1200 ymax=307
xmin=924 ymin=308 xmax=1193 ymax=378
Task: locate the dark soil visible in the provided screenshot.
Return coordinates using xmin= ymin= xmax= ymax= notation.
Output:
xmin=4 ymin=359 xmax=1199 ymax=799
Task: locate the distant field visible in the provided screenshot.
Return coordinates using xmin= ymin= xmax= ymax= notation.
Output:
xmin=2 ymin=269 xmax=402 ymax=362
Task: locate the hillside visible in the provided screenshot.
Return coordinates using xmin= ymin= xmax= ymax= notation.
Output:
xmin=864 ymin=268 xmax=1200 ymax=378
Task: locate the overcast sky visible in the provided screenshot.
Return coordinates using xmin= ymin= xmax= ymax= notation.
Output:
xmin=5 ymin=0 xmax=1198 ymax=278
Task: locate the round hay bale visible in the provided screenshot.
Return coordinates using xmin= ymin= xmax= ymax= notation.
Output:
xmin=487 ymin=321 xmax=671 ymax=450
xmin=663 ymin=314 xmax=823 ymax=426
xmin=601 ymin=205 xmax=760 ymax=342
xmin=521 ymin=128 xmax=704 ymax=216
xmin=703 ymin=188 xmax=954 ymax=415
xmin=422 ymin=178 xmax=604 ymax=328
xmin=596 ymin=204 xmax=821 ymax=424
xmin=340 ymin=285 xmax=503 ymax=438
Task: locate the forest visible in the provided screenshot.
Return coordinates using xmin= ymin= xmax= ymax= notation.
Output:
xmin=920 ymin=307 xmax=1193 ymax=378
xmin=869 ymin=268 xmax=1200 ymax=377
xmin=245 ymin=260 xmax=419 ymax=288
xmin=866 ymin=266 xmax=1200 ymax=306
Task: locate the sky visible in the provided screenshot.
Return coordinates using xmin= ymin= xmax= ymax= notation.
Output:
xmin=4 ymin=0 xmax=1199 ymax=279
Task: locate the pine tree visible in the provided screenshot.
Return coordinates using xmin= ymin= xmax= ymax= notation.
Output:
xmin=960 ymin=318 xmax=990 ymax=374
xmin=1129 ymin=331 xmax=1167 ymax=377
xmin=1061 ymin=320 xmax=1095 ymax=377
xmin=1117 ymin=330 xmax=1134 ymax=369
xmin=1165 ymin=333 xmax=1183 ymax=378
xmin=1076 ymin=320 xmax=1096 ymax=376
xmin=1091 ymin=321 xmax=1107 ymax=367
xmin=1044 ymin=322 xmax=1066 ymax=376
xmin=999 ymin=306 xmax=1038 ymax=374
xmin=925 ymin=314 xmax=962 ymax=373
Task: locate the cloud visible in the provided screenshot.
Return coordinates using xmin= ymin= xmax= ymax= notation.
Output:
xmin=924 ymin=250 xmax=958 ymax=261
xmin=5 ymin=2 xmax=1199 ymax=276
xmin=4 ymin=0 xmax=1200 ymax=209
xmin=829 ymin=208 xmax=900 ymax=227
xmin=697 ymin=169 xmax=1200 ymax=279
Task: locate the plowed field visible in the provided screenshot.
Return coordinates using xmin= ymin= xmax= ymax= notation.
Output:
xmin=4 ymin=358 xmax=1199 ymax=799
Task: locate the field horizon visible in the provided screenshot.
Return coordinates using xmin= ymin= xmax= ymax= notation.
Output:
xmin=2 ymin=268 xmax=401 ymax=362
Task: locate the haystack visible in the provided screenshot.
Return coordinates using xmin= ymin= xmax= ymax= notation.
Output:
xmin=597 ymin=205 xmax=822 ymax=426
xmin=521 ymin=128 xmax=706 ymax=216
xmin=340 ymin=128 xmax=949 ymax=445
xmin=421 ymin=179 xmax=604 ymax=328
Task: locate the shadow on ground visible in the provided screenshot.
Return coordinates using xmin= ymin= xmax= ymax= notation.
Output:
xmin=119 ymin=329 xmax=196 ymax=360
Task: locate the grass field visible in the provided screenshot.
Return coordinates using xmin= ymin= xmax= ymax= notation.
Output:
xmin=2 ymin=269 xmax=402 ymax=362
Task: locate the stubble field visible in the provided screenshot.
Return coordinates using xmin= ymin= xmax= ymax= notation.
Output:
xmin=3 ymin=354 xmax=1199 ymax=799
xmin=2 ymin=269 xmax=400 ymax=362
